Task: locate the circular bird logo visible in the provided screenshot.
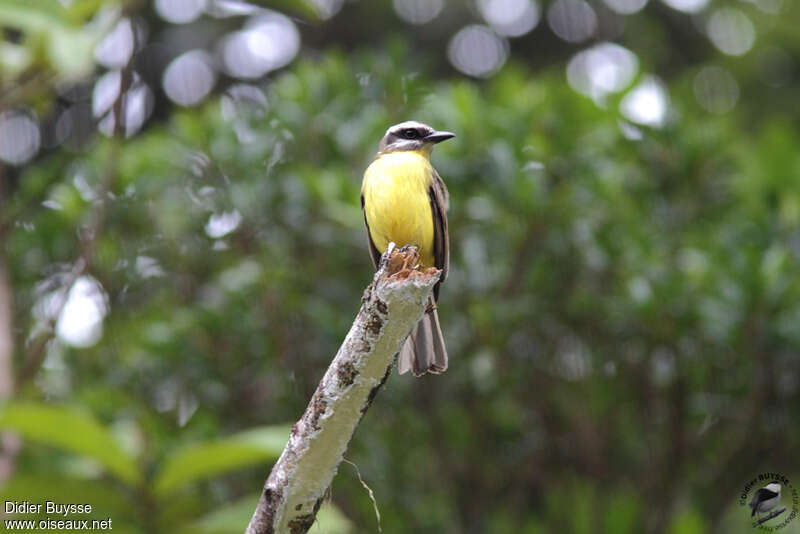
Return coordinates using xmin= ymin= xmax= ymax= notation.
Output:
xmin=739 ymin=473 xmax=798 ymax=530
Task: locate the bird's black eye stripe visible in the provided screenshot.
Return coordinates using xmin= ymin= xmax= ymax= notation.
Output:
xmin=402 ymin=128 xmax=420 ymax=139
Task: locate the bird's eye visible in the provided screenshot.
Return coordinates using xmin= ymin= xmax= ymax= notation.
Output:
xmin=402 ymin=129 xmax=419 ymax=139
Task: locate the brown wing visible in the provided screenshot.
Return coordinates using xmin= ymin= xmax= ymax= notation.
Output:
xmin=429 ymin=168 xmax=449 ymax=302
xmin=361 ymin=194 xmax=381 ymax=269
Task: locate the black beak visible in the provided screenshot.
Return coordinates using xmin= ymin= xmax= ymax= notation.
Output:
xmin=424 ymin=131 xmax=456 ymax=144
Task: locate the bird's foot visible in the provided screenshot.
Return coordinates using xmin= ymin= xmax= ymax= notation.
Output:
xmin=397 ymin=246 xmax=419 ymax=273
xmin=382 ymin=243 xmax=420 ymax=277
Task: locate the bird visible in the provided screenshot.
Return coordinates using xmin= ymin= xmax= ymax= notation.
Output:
xmin=360 ymin=120 xmax=454 ymax=376
xmin=749 ymin=482 xmax=781 ymax=518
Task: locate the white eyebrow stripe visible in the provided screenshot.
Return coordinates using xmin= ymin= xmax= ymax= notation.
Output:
xmin=386 ymin=121 xmax=432 ymax=136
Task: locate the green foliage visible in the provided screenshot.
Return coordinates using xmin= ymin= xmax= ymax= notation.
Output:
xmin=154 ymin=425 xmax=289 ymax=496
xmin=178 ymin=496 xmax=351 ymax=534
xmin=249 ymin=0 xmax=320 ymax=20
xmin=0 ymin=0 xmax=111 ymax=83
xmin=178 ymin=496 xmax=261 ymax=534
xmin=0 ymin=402 xmax=300 ymax=532
xmin=3 ymin=1 xmax=800 ymax=532
xmin=668 ymin=508 xmax=708 ymax=534
xmin=0 ymin=402 xmax=140 ymax=485
xmin=6 ymin=47 xmax=800 ymax=530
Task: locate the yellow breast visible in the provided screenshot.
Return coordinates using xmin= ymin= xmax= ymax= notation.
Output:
xmin=361 ymin=151 xmax=435 ymax=267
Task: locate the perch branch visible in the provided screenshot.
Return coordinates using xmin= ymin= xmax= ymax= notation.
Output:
xmin=246 ymin=244 xmax=440 ymax=534
xmin=755 ymin=506 xmax=786 ymax=526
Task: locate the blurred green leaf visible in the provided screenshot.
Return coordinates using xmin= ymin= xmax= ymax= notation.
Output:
xmin=0 ymin=0 xmax=118 ymax=25
xmin=0 ymin=1 xmax=73 ymax=26
xmin=154 ymin=424 xmax=291 ymax=496
xmin=66 ymin=0 xmax=123 ymax=23
xmin=604 ymin=491 xmax=641 ymax=534
xmin=667 ymin=508 xmax=708 ymax=534
xmin=251 ymin=0 xmax=320 ymax=21
xmin=43 ymin=26 xmax=101 ymax=80
xmin=178 ymin=495 xmax=257 ymax=534
xmin=179 ymin=494 xmax=351 ymax=534
xmin=0 ymin=402 xmax=141 ymax=486
xmin=309 ymin=503 xmax=354 ymax=534
xmin=0 ymin=41 xmax=31 ymax=78
xmin=0 ymin=0 xmax=113 ymax=80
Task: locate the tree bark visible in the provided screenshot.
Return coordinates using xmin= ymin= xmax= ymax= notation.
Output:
xmin=246 ymin=245 xmax=440 ymax=534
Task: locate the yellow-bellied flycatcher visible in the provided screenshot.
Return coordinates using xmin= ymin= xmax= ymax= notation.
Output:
xmin=360 ymin=121 xmax=454 ymax=376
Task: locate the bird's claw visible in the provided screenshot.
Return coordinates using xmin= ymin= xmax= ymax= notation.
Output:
xmin=380 ymin=243 xmax=421 ymax=277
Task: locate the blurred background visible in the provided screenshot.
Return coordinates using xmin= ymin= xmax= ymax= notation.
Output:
xmin=1 ymin=0 xmax=799 ymax=532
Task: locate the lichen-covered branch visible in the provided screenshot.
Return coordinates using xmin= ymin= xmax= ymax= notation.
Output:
xmin=246 ymin=245 xmax=440 ymax=534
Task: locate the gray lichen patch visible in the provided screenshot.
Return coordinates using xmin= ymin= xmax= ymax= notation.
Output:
xmin=337 ymin=360 xmax=358 ymax=387
xmin=365 ymin=310 xmax=384 ymax=336
xmin=351 ymin=336 xmax=371 ymax=353
xmin=286 ymin=495 xmax=324 ymax=533
xmin=309 ymin=393 xmax=329 ymax=430
xmin=288 ymin=514 xmax=315 ymax=534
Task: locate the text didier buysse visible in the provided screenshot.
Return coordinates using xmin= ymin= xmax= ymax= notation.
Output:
xmin=6 ymin=501 xmax=93 ymax=516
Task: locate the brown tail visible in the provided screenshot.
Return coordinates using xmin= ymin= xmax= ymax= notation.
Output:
xmin=397 ymin=297 xmax=448 ymax=377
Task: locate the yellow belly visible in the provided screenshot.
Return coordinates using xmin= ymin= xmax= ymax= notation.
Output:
xmin=361 ymin=151 xmax=435 ymax=267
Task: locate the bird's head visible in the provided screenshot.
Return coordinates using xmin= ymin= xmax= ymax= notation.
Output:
xmin=378 ymin=121 xmax=455 ymax=156
xmin=766 ymin=482 xmax=782 ymax=494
